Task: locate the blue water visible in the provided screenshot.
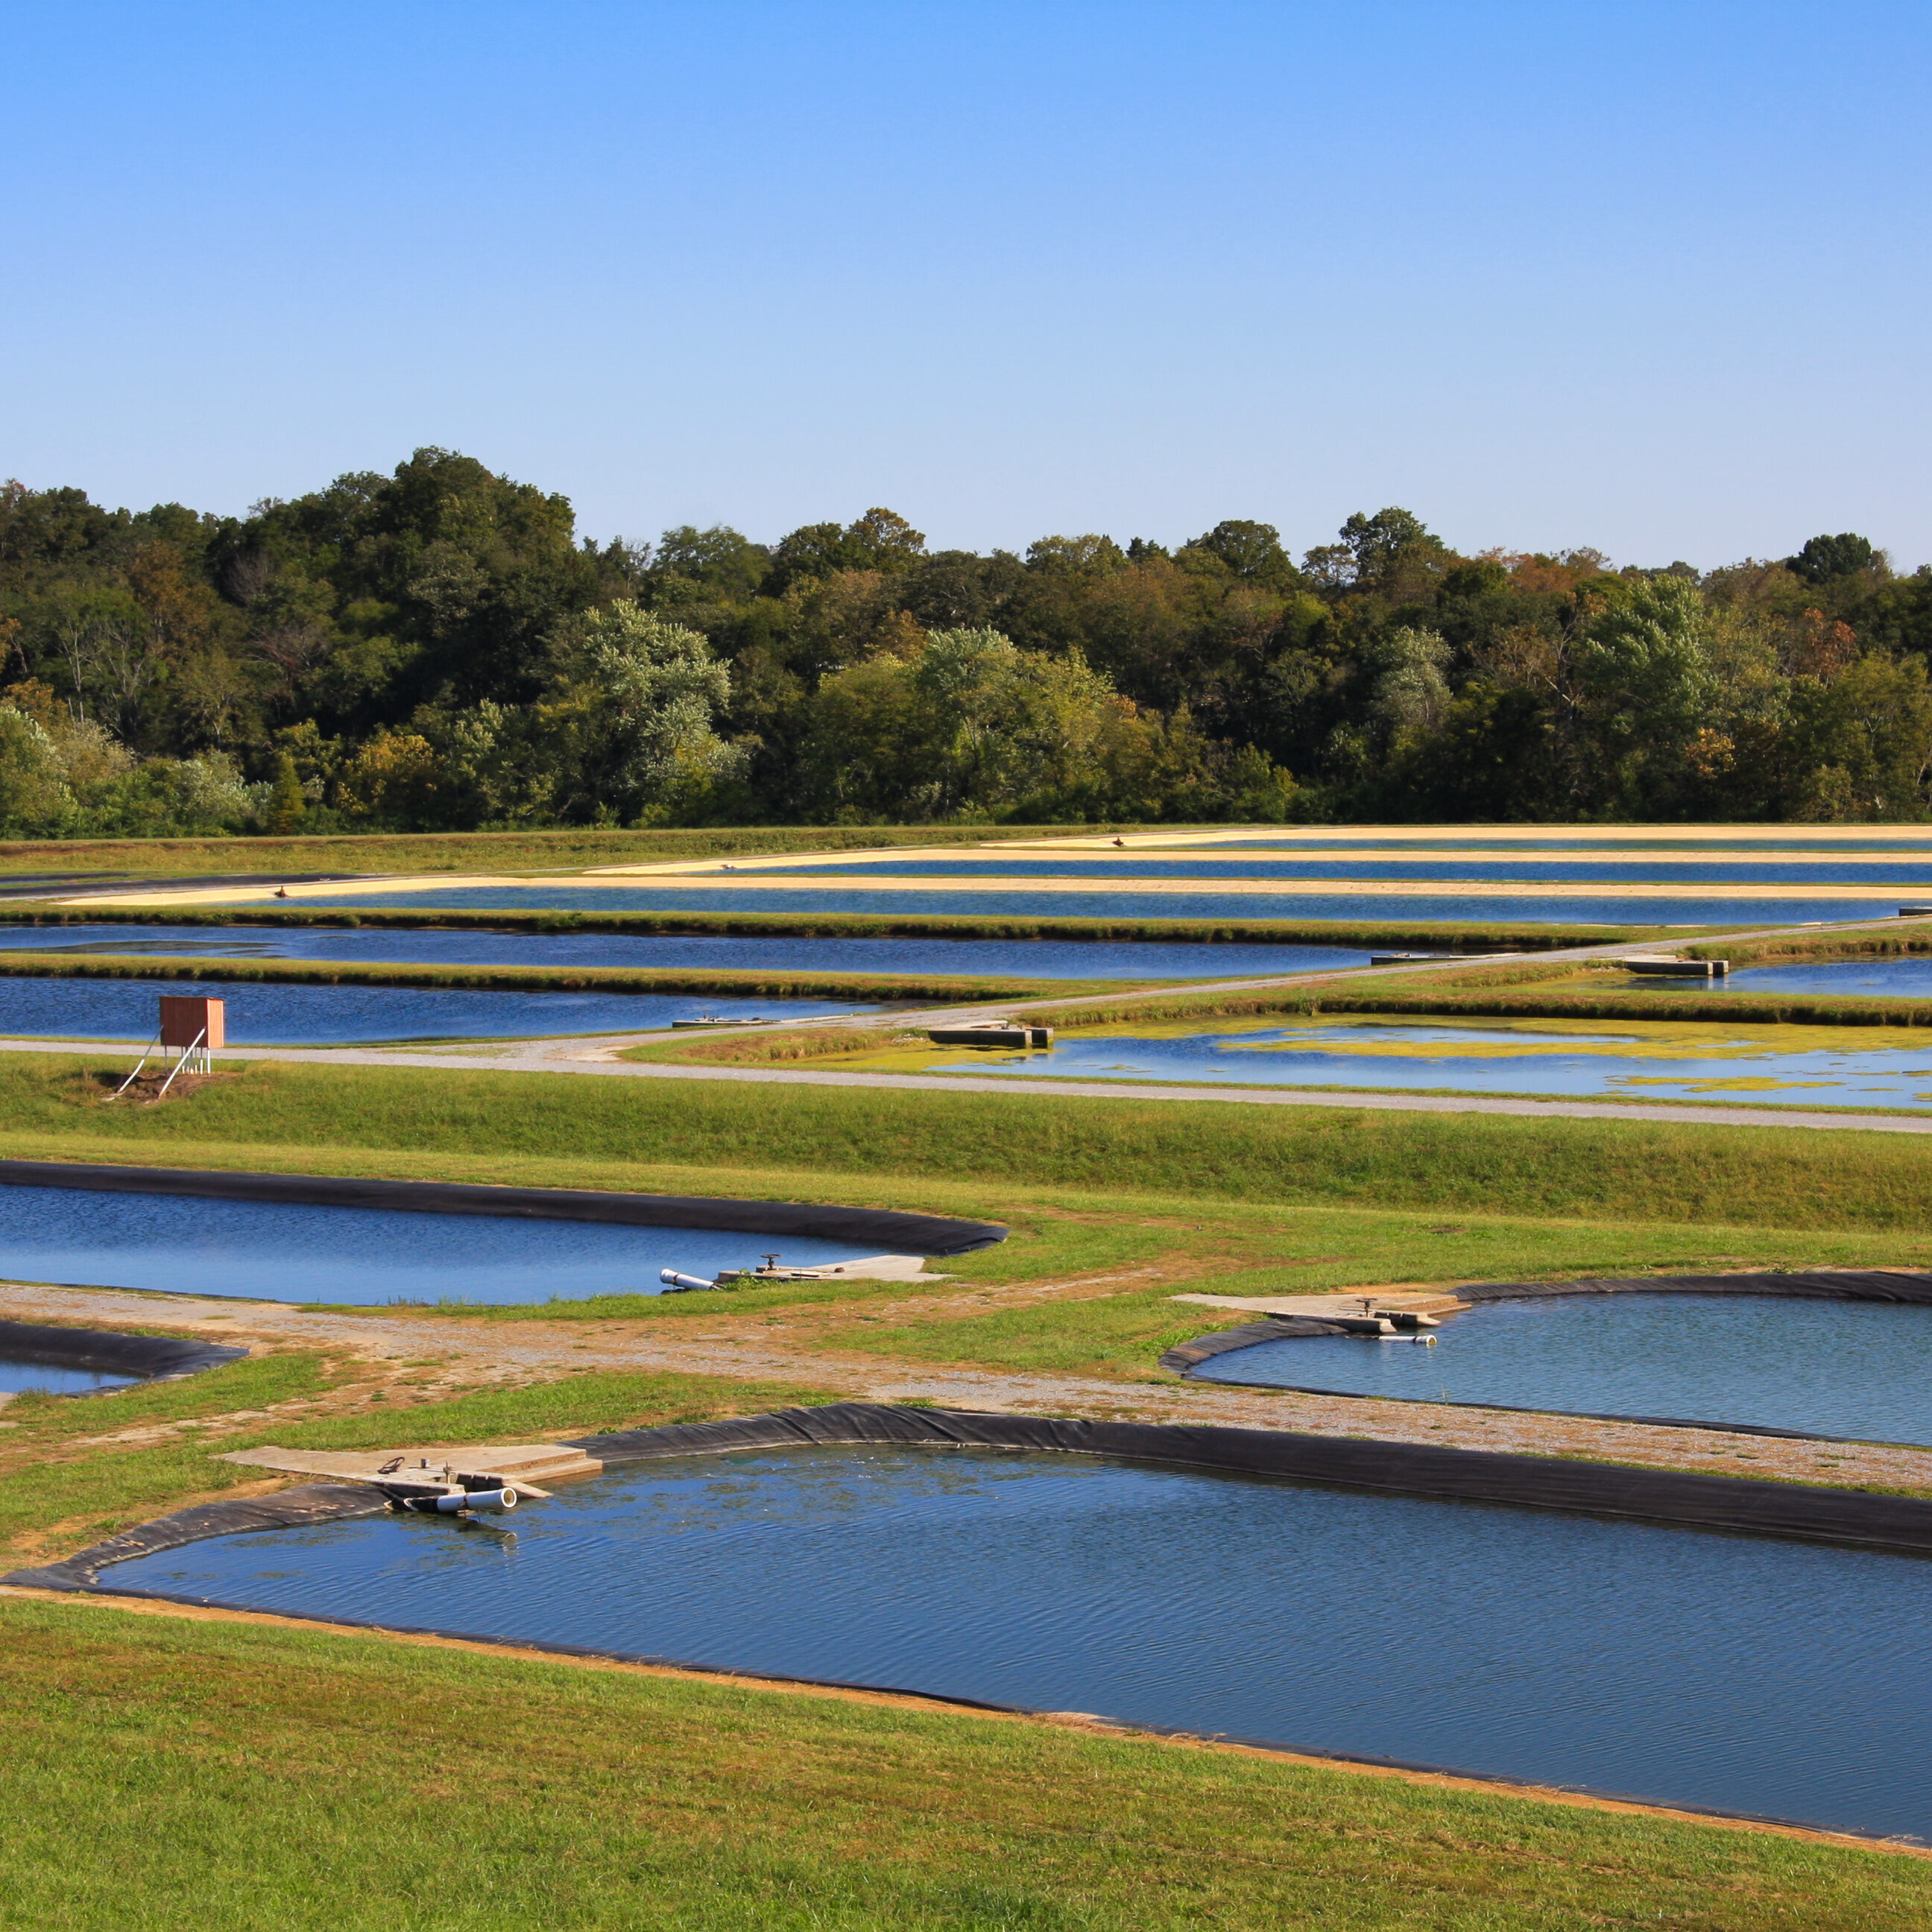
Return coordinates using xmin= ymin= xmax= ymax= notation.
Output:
xmin=0 ymin=1357 xmax=136 ymax=1395
xmin=0 ymin=923 xmax=1372 ymax=982
xmin=0 ymin=1185 xmax=873 ymax=1305
xmin=1184 ymin=836 xmax=1932 ymax=851
xmin=106 ymin=1443 xmax=1932 ymax=1838
xmin=0 ymin=974 xmax=874 ymax=1044
xmin=271 ymin=886 xmax=1869 ymax=925
xmin=1192 ymin=1293 xmax=1932 ymax=1442
xmin=1729 ymin=958 xmax=1932 ymax=997
xmin=765 ymin=857 xmax=1932 ymax=884
xmin=928 ymin=1016 xmax=1932 ymax=1108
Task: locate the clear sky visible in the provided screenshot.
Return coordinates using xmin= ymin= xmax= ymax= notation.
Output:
xmin=3 ymin=1 xmax=1928 ymax=569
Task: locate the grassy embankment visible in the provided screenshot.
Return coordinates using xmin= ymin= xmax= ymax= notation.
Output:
xmin=1688 ymin=923 xmax=1932 ymax=966
xmin=6 ymin=1596 xmax=1921 ymax=1932
xmin=4 ymin=1052 xmax=1932 ymax=1379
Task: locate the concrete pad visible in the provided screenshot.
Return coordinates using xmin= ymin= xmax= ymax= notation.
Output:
xmin=221 ymin=1442 xmax=604 ymax=1485
xmin=1172 ymin=1291 xmax=1471 ymax=1319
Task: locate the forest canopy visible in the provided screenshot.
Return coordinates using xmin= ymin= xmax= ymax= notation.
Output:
xmin=1 ymin=446 xmax=1927 ymax=836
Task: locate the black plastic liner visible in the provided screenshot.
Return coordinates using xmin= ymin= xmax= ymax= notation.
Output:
xmin=0 ymin=1316 xmax=246 ymax=1388
xmin=0 ymin=1158 xmax=1006 ymax=1257
xmin=5 ymin=1483 xmax=385 ymax=1591
xmin=18 ymin=1395 xmax=1932 ymax=1606
xmin=1460 ymin=1269 xmax=1932 ymax=1304
xmin=566 ymin=1401 xmax=1932 ymax=1557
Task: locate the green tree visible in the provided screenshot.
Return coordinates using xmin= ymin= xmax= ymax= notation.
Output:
xmin=262 ymin=751 xmax=306 ymax=833
xmin=534 ymin=602 xmax=745 ymax=824
xmin=1787 ymin=532 xmax=1880 ymax=586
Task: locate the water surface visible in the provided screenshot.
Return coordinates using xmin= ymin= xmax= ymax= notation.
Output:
xmin=0 ymin=923 xmax=1371 ymax=982
xmin=107 ymin=1444 xmax=1932 ymax=1839
xmin=1193 ymin=1292 xmax=1932 ymax=1441
xmin=271 ymin=886 xmax=1843 ymax=925
xmin=932 ymin=1014 xmax=1932 ymax=1109
xmin=0 ymin=973 xmax=872 ymax=1044
xmin=765 ymin=856 xmax=1932 ymax=885
xmin=0 ymin=1184 xmax=870 ymax=1305
xmin=0 ymin=1357 xmax=136 ymax=1395
xmin=1726 ymin=958 xmax=1932 ymax=998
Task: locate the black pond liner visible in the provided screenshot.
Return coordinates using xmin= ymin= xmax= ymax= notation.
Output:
xmin=16 ymin=1398 xmax=1932 ymax=1602
xmin=1159 ymin=1269 xmax=1932 ymax=1442
xmin=0 ymin=1316 xmax=246 ymax=1396
xmin=0 ymin=1159 xmax=1006 ymax=1257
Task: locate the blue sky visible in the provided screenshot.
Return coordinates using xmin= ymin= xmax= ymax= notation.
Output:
xmin=3 ymin=2 xmax=1928 ymax=568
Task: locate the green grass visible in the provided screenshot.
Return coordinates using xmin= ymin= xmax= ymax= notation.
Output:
xmin=6 ymin=1599 xmax=1922 ymax=1931
xmin=0 ymin=1356 xmax=844 ymax=1563
xmin=0 ymin=950 xmax=1099 ymax=1005
xmin=7 ymin=1050 xmax=1932 ymax=1232
xmin=1693 ymin=921 xmax=1932 ymax=966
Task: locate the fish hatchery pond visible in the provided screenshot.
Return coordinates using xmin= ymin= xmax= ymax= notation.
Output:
xmin=106 ymin=1442 xmax=1932 ymax=1840
xmin=0 ymin=1184 xmax=877 ymax=1305
xmin=256 ymin=883 xmax=1907 ymax=924
xmin=1192 ymin=1292 xmax=1932 ymax=1444
xmin=0 ymin=922 xmax=1375 ymax=981
xmin=919 ymin=1013 xmax=1932 ymax=1109
xmin=0 ymin=973 xmax=878 ymax=1044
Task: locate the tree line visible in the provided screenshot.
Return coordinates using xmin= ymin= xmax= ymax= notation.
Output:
xmin=0 ymin=446 xmax=1927 ymax=836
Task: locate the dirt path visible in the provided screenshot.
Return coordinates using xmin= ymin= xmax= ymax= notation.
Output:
xmin=8 ymin=1275 xmax=1930 ymax=1496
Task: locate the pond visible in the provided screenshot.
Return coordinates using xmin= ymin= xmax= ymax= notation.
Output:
xmin=926 ymin=1014 xmax=1932 ymax=1108
xmin=105 ymin=1443 xmax=1932 ymax=1840
xmin=1720 ymin=958 xmax=1932 ymax=998
xmin=1190 ymin=1292 xmax=1932 ymax=1442
xmin=0 ymin=973 xmax=874 ymax=1044
xmin=0 ymin=923 xmax=1374 ymax=982
xmin=763 ymin=855 xmax=1932 ymax=885
xmin=0 ymin=1356 xmax=136 ymax=1395
xmin=0 ymin=1184 xmax=874 ymax=1305
xmin=262 ymin=886 xmax=1890 ymax=925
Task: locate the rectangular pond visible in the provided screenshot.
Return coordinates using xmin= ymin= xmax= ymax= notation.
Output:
xmin=0 ymin=1184 xmax=875 ymax=1305
xmin=1711 ymin=958 xmax=1932 ymax=998
xmin=251 ymin=886 xmax=1888 ymax=924
xmin=0 ymin=973 xmax=876 ymax=1045
xmin=1190 ymin=1292 xmax=1932 ymax=1443
xmin=924 ymin=1014 xmax=1932 ymax=1108
xmin=763 ymin=856 xmax=1932 ymax=884
xmin=104 ymin=1443 xmax=1932 ymax=1840
xmin=0 ymin=923 xmax=1374 ymax=982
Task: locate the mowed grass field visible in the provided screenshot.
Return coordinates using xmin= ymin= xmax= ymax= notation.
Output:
xmin=8 ymin=1051 xmax=1932 ymax=1924
xmin=2 ymin=1049 xmax=1931 ymax=1232
xmin=7 ymin=1594 xmax=1924 ymax=1932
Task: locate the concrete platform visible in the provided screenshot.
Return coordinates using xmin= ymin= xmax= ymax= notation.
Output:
xmin=221 ymin=1442 xmax=605 ymax=1487
xmin=1172 ymin=1291 xmax=1472 ymax=1319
